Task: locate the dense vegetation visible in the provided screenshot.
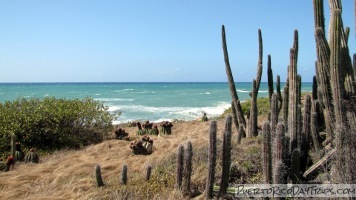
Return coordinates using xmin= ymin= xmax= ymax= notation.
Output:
xmin=0 ymin=97 xmax=117 ymax=158
xmin=221 ymin=97 xmax=270 ymax=118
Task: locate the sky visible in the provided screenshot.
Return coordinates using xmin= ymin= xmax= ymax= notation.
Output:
xmin=0 ymin=1 xmax=354 ymax=83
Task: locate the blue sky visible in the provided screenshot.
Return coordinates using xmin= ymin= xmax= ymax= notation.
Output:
xmin=0 ymin=1 xmax=354 ymax=82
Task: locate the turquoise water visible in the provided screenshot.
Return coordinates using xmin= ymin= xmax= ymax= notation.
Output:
xmin=0 ymin=82 xmax=312 ymax=124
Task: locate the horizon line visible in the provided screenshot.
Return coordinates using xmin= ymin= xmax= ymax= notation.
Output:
xmin=0 ymin=81 xmax=313 ymax=84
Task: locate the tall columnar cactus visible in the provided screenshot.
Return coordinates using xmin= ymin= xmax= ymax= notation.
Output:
xmin=267 ymin=55 xmax=274 ymax=102
xmin=237 ymin=124 xmax=245 ymax=144
xmin=273 ymin=161 xmax=286 ymax=185
xmin=313 ymin=0 xmax=325 ymax=33
xmin=333 ymin=122 xmax=354 ymax=184
xmin=262 ymin=122 xmax=272 ymax=184
xmin=302 ymin=95 xmax=312 ymax=144
xmin=276 ymin=75 xmax=283 ymax=114
xmin=206 ymin=121 xmax=217 ymax=199
xmin=183 ymin=141 xmax=193 ymax=196
xmin=121 ymin=165 xmax=128 ymax=185
xmin=176 ymin=144 xmax=184 ymax=190
xmin=312 ymin=76 xmax=318 ymax=100
xmin=248 ymin=80 xmax=258 ymax=137
xmin=222 ymin=25 xmax=246 ymax=129
xmin=297 ymin=104 xmax=302 ymax=150
xmin=273 ymin=123 xmax=287 ymax=189
xmin=297 ymin=75 xmax=302 ymax=105
xmin=288 ymin=30 xmax=299 ymax=154
xmin=218 ymin=115 xmax=232 ymax=198
xmin=353 ymin=54 xmax=356 ymax=78
xmin=313 ymin=0 xmax=356 ymax=183
xmin=329 ymin=9 xmax=346 ymax=126
xmin=247 ymin=29 xmax=263 ymax=137
xmin=282 ymin=81 xmax=289 ymax=127
xmin=231 ymin=101 xmax=239 ymax=136
xmin=291 ymin=149 xmax=301 ymax=184
xmin=95 ymin=164 xmax=104 ymax=187
xmin=301 ymin=94 xmax=312 ymax=172
xmin=146 ymin=165 xmax=152 ymax=181
xmin=250 ymin=29 xmax=263 ymax=98
xmin=270 ymin=93 xmax=279 ymax=136
xmin=256 ymin=29 xmax=263 ymax=92
xmin=273 ymin=122 xmax=286 ymax=163
xmin=313 ymin=0 xmax=335 ymax=140
xmin=310 ymin=111 xmax=321 ymax=152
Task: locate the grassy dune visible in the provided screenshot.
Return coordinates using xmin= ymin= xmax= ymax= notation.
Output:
xmin=0 ymin=117 xmax=267 ymax=199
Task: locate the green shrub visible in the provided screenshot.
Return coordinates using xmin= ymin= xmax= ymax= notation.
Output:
xmin=220 ymin=97 xmax=270 ymax=118
xmin=0 ymin=97 xmax=116 ymax=157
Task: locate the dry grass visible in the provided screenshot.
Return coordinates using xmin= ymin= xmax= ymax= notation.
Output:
xmin=0 ymin=117 xmax=266 ymax=200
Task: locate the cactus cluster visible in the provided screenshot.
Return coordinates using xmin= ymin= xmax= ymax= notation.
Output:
xmin=0 ymin=155 xmax=15 ymax=172
xmin=217 ymin=115 xmax=232 ymax=198
xmin=313 ymin=0 xmax=355 ymax=183
xmin=205 ymin=115 xmax=233 ymax=199
xmin=130 ymin=136 xmax=153 ymax=155
xmin=160 ymin=121 xmax=173 ymax=134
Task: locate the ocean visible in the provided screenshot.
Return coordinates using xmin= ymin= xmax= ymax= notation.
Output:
xmin=0 ymin=82 xmax=312 ymax=124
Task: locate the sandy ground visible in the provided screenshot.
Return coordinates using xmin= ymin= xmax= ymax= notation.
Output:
xmin=0 ymin=116 xmax=266 ymax=199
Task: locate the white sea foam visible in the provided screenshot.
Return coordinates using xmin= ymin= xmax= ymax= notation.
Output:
xmin=237 ymin=89 xmax=269 ymax=93
xmin=199 ymin=92 xmax=211 ymax=95
xmin=108 ymin=101 xmax=231 ymax=123
xmin=114 ymin=89 xmax=134 ymax=93
xmin=95 ymin=98 xmax=135 ymax=102
xmin=237 ymin=89 xmax=250 ymax=93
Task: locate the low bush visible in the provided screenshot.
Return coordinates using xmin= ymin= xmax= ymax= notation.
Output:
xmin=220 ymin=97 xmax=270 ymax=118
xmin=0 ymin=97 xmax=117 ymax=158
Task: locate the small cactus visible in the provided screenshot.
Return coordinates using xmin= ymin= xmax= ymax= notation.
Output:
xmin=15 ymin=142 xmax=25 ymax=162
xmin=121 ymin=165 xmax=128 ymax=185
xmin=176 ymin=144 xmax=184 ymax=190
xmin=24 ymin=149 xmax=39 ymax=163
xmin=146 ymin=165 xmax=152 ymax=181
xmin=95 ymin=164 xmax=104 ymax=187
